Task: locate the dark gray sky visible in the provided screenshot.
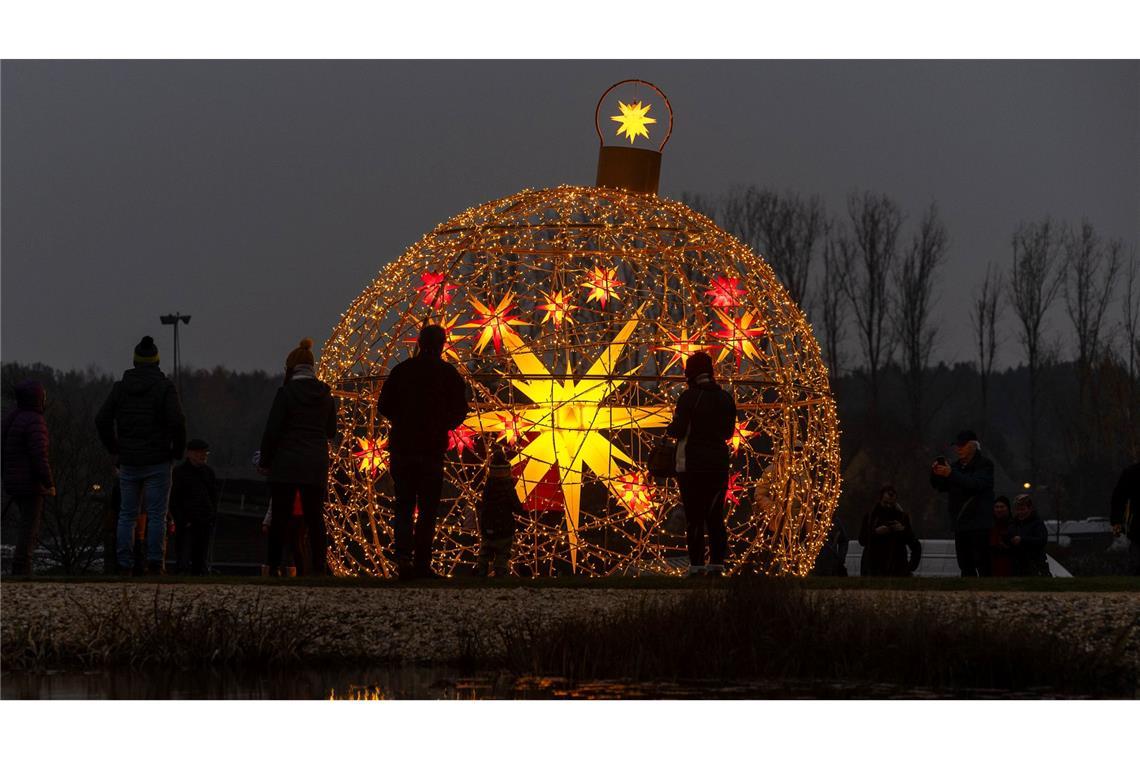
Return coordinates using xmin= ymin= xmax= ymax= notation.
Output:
xmin=3 ymin=60 xmax=1137 ymax=374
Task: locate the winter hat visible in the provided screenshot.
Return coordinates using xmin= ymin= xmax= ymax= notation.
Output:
xmin=133 ymin=336 xmax=160 ymax=365
xmin=285 ymin=338 xmax=315 ymax=369
xmin=489 ymin=449 xmax=512 ymax=479
xmin=186 ymin=439 xmax=210 ymax=451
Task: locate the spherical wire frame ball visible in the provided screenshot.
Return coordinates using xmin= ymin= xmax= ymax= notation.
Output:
xmin=318 ymin=185 xmax=841 ymax=578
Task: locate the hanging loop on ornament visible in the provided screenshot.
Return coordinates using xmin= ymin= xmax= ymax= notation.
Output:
xmin=594 ymin=79 xmax=673 ymax=152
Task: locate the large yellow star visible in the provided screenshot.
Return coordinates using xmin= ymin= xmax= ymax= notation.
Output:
xmin=464 ymin=316 xmax=671 ymax=569
xmin=611 ymin=100 xmax=656 ymax=145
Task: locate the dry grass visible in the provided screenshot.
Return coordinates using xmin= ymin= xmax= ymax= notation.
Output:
xmin=2 ymin=587 xmax=331 ymax=670
xmin=490 ymin=579 xmax=1138 ymax=696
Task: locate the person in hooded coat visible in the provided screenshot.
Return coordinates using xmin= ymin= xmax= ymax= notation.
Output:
xmin=2 ymin=380 xmax=56 ymax=575
xmin=666 ymin=351 xmax=737 ymax=577
xmin=95 ymin=336 xmax=186 ymax=574
xmin=259 ymin=339 xmax=339 ymax=576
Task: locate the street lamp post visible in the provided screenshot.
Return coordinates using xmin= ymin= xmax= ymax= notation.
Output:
xmin=159 ymin=313 xmax=191 ymax=394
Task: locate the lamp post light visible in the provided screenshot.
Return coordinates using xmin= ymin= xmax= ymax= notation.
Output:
xmin=159 ymin=313 xmax=191 ymax=394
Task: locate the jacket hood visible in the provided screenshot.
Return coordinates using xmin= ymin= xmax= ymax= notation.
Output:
xmin=284 ymin=377 xmax=331 ymax=405
xmin=14 ymin=380 xmax=46 ymax=413
xmin=121 ymin=366 xmax=167 ymax=395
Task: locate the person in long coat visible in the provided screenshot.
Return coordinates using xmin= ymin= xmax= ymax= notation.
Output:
xmin=858 ymin=484 xmax=923 ymax=576
xmin=259 ymin=339 xmax=339 ymax=576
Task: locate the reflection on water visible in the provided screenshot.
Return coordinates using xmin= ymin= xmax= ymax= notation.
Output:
xmin=2 ymin=667 xmax=1071 ymax=700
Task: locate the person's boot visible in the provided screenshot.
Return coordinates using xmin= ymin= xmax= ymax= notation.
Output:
xmin=705 ymin=564 xmax=725 ymax=578
xmin=145 ymin=560 xmax=165 ymax=576
xmin=397 ymin=560 xmax=416 ymax=582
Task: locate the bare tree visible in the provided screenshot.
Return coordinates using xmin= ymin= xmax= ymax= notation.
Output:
xmin=893 ymin=203 xmax=947 ymax=442
xmin=1008 ymin=217 xmax=1064 ymax=485
xmin=680 ymin=191 xmax=717 ymax=222
xmin=1117 ymin=246 xmax=1140 ymax=458
xmin=720 ymin=185 xmax=824 ymax=306
xmin=838 ymin=191 xmax=903 ymax=419
xmin=970 ymin=264 xmax=1004 ymax=439
xmin=818 ymin=231 xmax=848 ymax=384
xmin=1063 ymin=219 xmax=1122 ymax=380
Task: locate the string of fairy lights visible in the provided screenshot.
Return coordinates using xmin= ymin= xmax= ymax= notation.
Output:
xmin=317 ymin=185 xmax=841 ymax=577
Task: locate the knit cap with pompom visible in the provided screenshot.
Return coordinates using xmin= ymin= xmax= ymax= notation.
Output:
xmin=285 ymin=338 xmax=316 ymax=369
xmin=133 ymin=335 xmax=160 ymax=365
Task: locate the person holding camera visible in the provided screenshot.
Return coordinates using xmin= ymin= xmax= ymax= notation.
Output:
xmin=930 ymin=429 xmax=995 ymax=577
xmin=858 ymin=484 xmax=922 ymax=576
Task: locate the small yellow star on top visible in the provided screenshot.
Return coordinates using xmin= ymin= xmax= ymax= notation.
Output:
xmin=611 ymin=100 xmax=656 ymax=144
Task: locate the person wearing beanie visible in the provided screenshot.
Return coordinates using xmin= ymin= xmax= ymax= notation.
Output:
xmin=2 ymin=380 xmax=56 ymax=575
xmin=475 ymin=449 xmax=526 ymax=577
xmin=169 ymin=439 xmax=219 ymax=575
xmin=930 ymin=428 xmax=995 ymax=577
xmin=259 ymin=338 xmax=339 ymax=576
xmin=376 ymin=324 xmax=469 ymax=580
xmin=95 ymin=336 xmax=186 ymax=575
xmin=989 ymin=495 xmax=1014 ymax=577
xmin=665 ymin=351 xmax=737 ymax=577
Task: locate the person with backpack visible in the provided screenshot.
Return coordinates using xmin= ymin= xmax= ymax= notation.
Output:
xmin=376 ymin=325 xmax=469 ymax=580
xmin=95 ymin=336 xmax=186 ymax=575
xmin=2 ymin=380 xmax=56 ymax=576
xmin=665 ymin=351 xmax=736 ymax=577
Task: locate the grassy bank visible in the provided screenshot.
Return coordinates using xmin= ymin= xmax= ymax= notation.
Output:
xmin=4 ymin=580 xmax=1137 ymax=696
xmin=489 ymin=580 xmax=1139 ymax=696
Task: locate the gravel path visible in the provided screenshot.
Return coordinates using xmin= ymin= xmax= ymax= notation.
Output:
xmin=3 ymin=583 xmax=1138 ymax=667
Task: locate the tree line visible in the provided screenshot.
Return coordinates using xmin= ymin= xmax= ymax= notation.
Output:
xmin=684 ymin=186 xmax=1139 ymax=534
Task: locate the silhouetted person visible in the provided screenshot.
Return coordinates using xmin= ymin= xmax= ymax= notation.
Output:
xmin=812 ymin=519 xmax=849 ymax=576
xmin=1109 ymin=461 xmax=1140 ymax=575
xmin=2 ymin=380 xmax=55 ymax=575
xmin=930 ymin=429 xmax=994 ymax=577
xmin=259 ymin=339 xmax=338 ymax=576
xmin=475 ymin=449 xmax=525 ymax=577
xmin=989 ymin=496 xmax=1014 ymax=577
xmin=169 ymin=439 xmax=219 ymax=575
xmin=1005 ymin=493 xmax=1050 ymax=577
xmin=666 ymin=351 xmax=736 ymax=577
xmin=859 ymin=484 xmax=922 ymax=577
xmin=376 ymin=325 xmax=469 ymax=580
xmin=95 ymin=336 xmax=186 ymax=575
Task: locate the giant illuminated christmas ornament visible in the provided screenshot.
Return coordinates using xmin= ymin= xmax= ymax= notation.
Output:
xmin=319 ymin=80 xmax=841 ymax=577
